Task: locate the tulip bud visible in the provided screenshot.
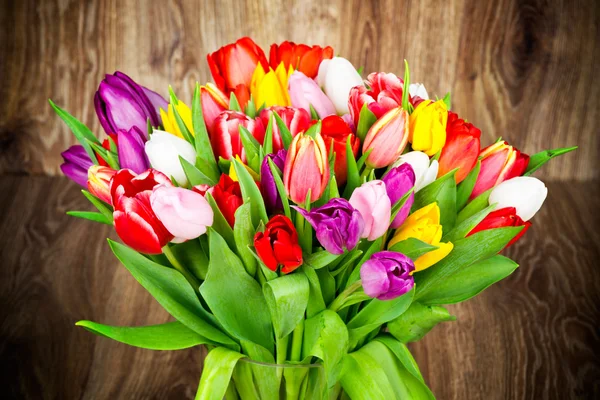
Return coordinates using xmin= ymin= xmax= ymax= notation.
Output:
xmin=60 ymin=145 xmax=94 ymax=187
xmin=211 ymin=111 xmax=265 ymax=162
xmin=211 ymin=174 xmax=243 ymax=227
xmin=409 ymin=99 xmax=448 ymax=156
xmin=382 ymin=163 xmax=416 ymax=228
xmin=259 ymin=106 xmax=311 ymax=152
xmin=488 ymin=177 xmax=547 ymax=221
xmin=159 ymin=101 xmax=193 ymax=139
xmin=348 ymin=72 xmax=404 ymax=126
xmin=320 ymin=115 xmax=360 ymax=185
xmin=144 ymin=130 xmax=196 ymax=186
xmin=471 ymin=140 xmax=529 ymax=199
xmin=288 ymin=71 xmax=336 ymax=118
xmin=283 ymin=131 xmax=330 ymax=204
xmin=117 ymin=126 xmax=150 ymax=174
xmin=150 ymin=185 xmax=214 ymax=242
xmin=254 ymin=215 xmax=303 ymax=274
xmin=87 ymin=165 xmax=116 ymax=204
xmin=250 ymin=63 xmax=293 ymax=108
xmin=261 ymin=150 xmax=287 ymax=213
xmin=269 ymin=41 xmax=334 ymax=79
xmin=393 ymin=151 xmax=438 ymax=192
xmin=317 ymin=57 xmax=364 ymax=114
xmin=437 ymin=111 xmax=481 ymax=183
xmin=468 ymin=207 xmax=531 ymax=249
xmin=361 ymin=251 xmax=415 ymax=300
xmin=363 ymin=107 xmax=409 ymax=169
xmin=348 ymin=180 xmax=391 ymax=241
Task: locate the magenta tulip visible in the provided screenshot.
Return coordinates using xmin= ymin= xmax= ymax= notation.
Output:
xmin=360 ymin=251 xmax=415 ymax=300
xmin=382 ymin=163 xmax=416 ymax=228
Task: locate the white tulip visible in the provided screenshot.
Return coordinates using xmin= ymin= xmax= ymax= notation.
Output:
xmin=489 ymin=177 xmax=548 ymax=221
xmin=409 ymin=83 xmax=429 ymax=100
xmin=317 ymin=57 xmax=364 ymax=114
xmin=393 ymin=151 xmax=438 ymax=192
xmin=145 ymin=130 xmax=196 ymax=186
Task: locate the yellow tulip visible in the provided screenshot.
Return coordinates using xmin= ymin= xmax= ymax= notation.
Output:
xmin=388 ymin=202 xmax=454 ymax=272
xmin=160 ymin=101 xmax=194 ymax=139
xmin=408 ymin=99 xmax=448 ymax=156
xmin=228 ymin=156 xmax=260 ymax=181
xmin=250 ymin=62 xmax=293 ymax=108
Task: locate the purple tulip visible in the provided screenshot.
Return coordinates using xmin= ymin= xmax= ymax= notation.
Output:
xmin=117 ymin=126 xmax=149 ymax=174
xmin=60 ymin=145 xmax=93 ymax=187
xmin=293 ymin=198 xmax=364 ymax=255
xmin=382 ymin=163 xmax=416 ymax=228
xmin=360 ymin=251 xmax=414 ymax=301
xmin=261 ymin=149 xmax=287 ymax=212
xmin=94 ymin=71 xmax=167 ymax=136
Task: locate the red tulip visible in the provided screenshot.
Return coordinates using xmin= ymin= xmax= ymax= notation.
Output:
xmin=259 ymin=106 xmax=311 ymax=152
xmin=110 ymin=169 xmax=174 ymax=254
xmin=348 ymin=72 xmax=404 ymax=126
xmin=210 ymin=174 xmax=243 ymax=227
xmin=207 ymin=37 xmax=269 ymax=109
xmin=96 ymin=133 xmax=118 ymax=167
xmin=437 ymin=111 xmax=481 ymax=183
xmin=211 ymin=111 xmax=266 ymax=162
xmin=320 ymin=115 xmax=360 ymax=185
xmin=200 ymin=83 xmax=229 ymax=134
xmin=269 ymin=41 xmax=334 ymax=79
xmin=467 ymin=207 xmax=531 ymax=248
xmin=471 ymin=140 xmax=529 ymax=199
xmin=254 ymin=215 xmax=303 ymax=274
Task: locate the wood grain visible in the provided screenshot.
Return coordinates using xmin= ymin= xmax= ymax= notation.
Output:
xmin=0 ymin=0 xmax=595 ymax=179
xmin=0 ymin=176 xmax=598 ymax=399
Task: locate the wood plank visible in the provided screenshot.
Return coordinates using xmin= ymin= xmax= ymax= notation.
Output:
xmin=0 ymin=176 xmax=598 ymax=398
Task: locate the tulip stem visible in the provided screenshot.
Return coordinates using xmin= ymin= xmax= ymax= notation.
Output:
xmin=289 ymin=320 xmax=304 ymax=362
xmin=360 ymin=167 xmax=373 ymax=182
xmin=163 ymin=245 xmax=201 ymax=293
xmin=328 ymin=280 xmax=363 ymax=312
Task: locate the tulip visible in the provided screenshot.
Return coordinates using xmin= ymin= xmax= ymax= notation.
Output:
xmin=94 ymin=71 xmax=166 ymax=135
xmin=254 ymin=215 xmax=303 ymax=274
xmin=283 ymin=131 xmax=330 ymax=204
xmin=288 ymin=71 xmax=336 ymax=118
xmin=488 ymin=176 xmax=547 ymax=221
xmin=117 ymin=126 xmax=150 ymax=174
xmin=293 ymin=198 xmax=364 ymax=255
xmin=437 ymin=111 xmax=481 ymax=183
xmin=160 ymin=101 xmax=193 ymax=139
xmin=317 ymin=57 xmax=364 ymax=114
xmin=362 ymin=107 xmax=409 ymax=169
xmin=382 ymin=163 xmax=416 ymax=228
xmin=110 ymin=169 xmax=174 ymax=254
xmin=388 ymin=203 xmax=454 ymax=272
xmin=393 ymin=151 xmax=439 ymax=192
xmin=470 ymin=141 xmax=530 ymax=199
xmin=210 ymin=174 xmax=243 ymax=227
xmin=144 ymin=130 xmax=196 ymax=186
xmin=207 ymin=37 xmax=269 ymax=108
xmin=200 ymin=83 xmax=229 ymax=133
xmin=250 ymin=62 xmax=293 ymax=108
xmin=259 ymin=106 xmax=312 ymax=152
xmin=348 ymin=180 xmax=391 ymax=241
xmin=320 ymin=115 xmax=360 ymax=185
xmin=211 ymin=111 xmax=265 ymax=162
xmin=150 ymin=185 xmax=213 ymax=242
xmin=360 ymin=251 xmax=415 ymax=300
xmin=60 ymin=145 xmax=93 ymax=187
xmin=87 ymin=165 xmax=116 ymax=204
xmin=408 ymin=99 xmax=448 ymax=156
xmin=269 ymin=41 xmax=334 ymax=79
xmin=348 ymin=72 xmax=404 ymax=126
xmin=260 ymin=149 xmax=287 ymax=213
xmin=408 ymin=83 xmax=429 ymax=101
xmin=468 ymin=207 xmax=531 ymax=248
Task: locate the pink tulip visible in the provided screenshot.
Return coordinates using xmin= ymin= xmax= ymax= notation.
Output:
xmin=348 ymin=180 xmax=391 ymax=240
xmin=259 ymin=106 xmax=311 ymax=152
xmin=200 ymin=83 xmax=229 ymax=134
xmin=363 ymin=107 xmax=409 ymax=169
xmin=288 ymin=71 xmax=336 ymax=119
xmin=150 ymin=185 xmax=214 ymax=243
xmin=211 ymin=111 xmax=265 ymax=162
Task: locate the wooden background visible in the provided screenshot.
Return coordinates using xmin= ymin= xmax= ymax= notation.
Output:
xmin=0 ymin=0 xmax=599 ymax=399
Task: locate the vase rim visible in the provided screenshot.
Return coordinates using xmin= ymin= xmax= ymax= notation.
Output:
xmin=238 ymin=358 xmax=323 ymax=369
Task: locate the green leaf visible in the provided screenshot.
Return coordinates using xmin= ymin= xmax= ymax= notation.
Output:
xmin=339 ymin=351 xmax=396 ymax=399
xmin=239 ymin=340 xmax=279 ymax=399
xmin=413 ymin=169 xmax=457 ymax=232
xmin=49 ymin=99 xmax=99 ymax=164
xmin=262 ymin=115 xmax=274 ymax=155
xmin=169 ymin=90 xmax=195 ymax=146
xmin=76 ymin=320 xmax=208 ymax=350
xmin=442 ymin=92 xmax=451 ymax=109
xmin=342 ymin=135 xmax=361 ymax=198
xmin=229 ymin=92 xmax=241 ymax=112
xmin=301 ymin=265 xmax=326 ymax=318
xmin=356 ymin=104 xmax=377 ymax=142
xmin=233 ymin=203 xmax=257 ymax=277
xmin=66 ymin=211 xmax=111 ymax=224
xmin=456 ymin=160 xmax=480 ymax=210
xmin=239 ymin=126 xmax=261 ymax=173
xmin=388 ymin=238 xmax=439 ymax=260
xmin=317 ymin=268 xmax=336 ymax=305
xmin=180 ymin=156 xmax=217 ymax=186
xmin=192 ymin=83 xmax=221 ymax=182
xmin=401 ymin=60 xmax=411 ymax=112
xmin=196 ymin=347 xmax=246 ymax=400
xmin=108 ymin=240 xmax=237 ymax=349
xmin=387 ymin=302 xmax=455 ymax=343
xmin=456 ymin=188 xmax=492 ymax=225
xmin=267 ymin=158 xmax=291 ymax=219
xmin=201 ymin=229 xmax=274 ymax=350
xmin=304 ymin=250 xmax=342 ymax=269
xmin=245 ymin=97 xmax=257 ymax=118
xmin=305 ymin=120 xmax=321 ymax=138
xmin=345 ymin=238 xmax=383 ymax=289
xmin=232 ymin=159 xmax=268 ymax=226
xmin=246 ymin=245 xmax=279 ymax=282
xmin=170 ymin=239 xmax=209 ymax=281
xmin=414 ymin=226 xmax=523 ymax=304
xmin=374 ymin=335 xmax=426 ymax=382
xmin=390 ymin=188 xmax=414 ymax=222
xmin=204 ymin=192 xmax=236 ymax=250
xmin=272 ymin=112 xmax=293 ymax=150
xmin=442 ymin=203 xmax=496 ymax=243
xmin=309 ymin=104 xmax=320 ymax=120
xmin=525 ymin=146 xmax=578 ymax=175
xmin=81 ymin=190 xmax=113 ymax=222
xmin=263 ymin=274 xmax=309 ymax=338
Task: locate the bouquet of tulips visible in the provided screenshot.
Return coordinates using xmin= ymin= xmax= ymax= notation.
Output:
xmin=55 ymin=37 xmax=575 ymax=399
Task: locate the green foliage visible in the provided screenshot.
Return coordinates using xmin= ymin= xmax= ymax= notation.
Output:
xmin=387 ymin=303 xmax=455 ymax=343
xmin=356 ymin=104 xmax=377 ymax=142
xmin=525 ymin=146 xmax=578 ymax=175
xmin=49 ymin=99 xmax=99 ymax=164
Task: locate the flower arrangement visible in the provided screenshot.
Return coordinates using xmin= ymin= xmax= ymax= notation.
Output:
xmin=54 ymin=37 xmax=576 ymax=399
